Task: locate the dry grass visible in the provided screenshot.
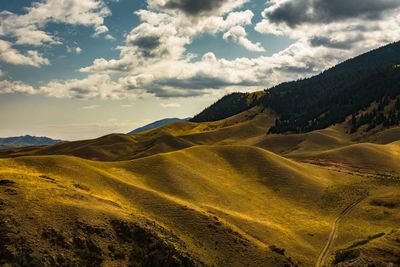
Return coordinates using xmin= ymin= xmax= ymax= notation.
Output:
xmin=0 ymin=108 xmax=399 ymax=266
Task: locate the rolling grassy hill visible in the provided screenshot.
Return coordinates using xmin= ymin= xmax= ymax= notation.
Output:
xmin=1 ymin=135 xmax=400 ymax=266
xmin=1 ymin=42 xmax=400 ymax=266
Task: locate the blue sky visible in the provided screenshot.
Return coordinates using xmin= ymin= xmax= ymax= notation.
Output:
xmin=0 ymin=0 xmax=399 ymax=140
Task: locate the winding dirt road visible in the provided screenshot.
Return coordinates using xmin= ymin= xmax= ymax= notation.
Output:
xmin=315 ymin=198 xmax=365 ymax=267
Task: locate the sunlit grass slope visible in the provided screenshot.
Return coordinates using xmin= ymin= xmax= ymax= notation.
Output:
xmin=3 ymin=143 xmax=397 ymax=266
xmin=297 ymin=140 xmax=400 ymax=175
xmin=0 ymin=106 xmax=400 ymax=266
xmin=0 ymin=107 xmax=275 ymax=161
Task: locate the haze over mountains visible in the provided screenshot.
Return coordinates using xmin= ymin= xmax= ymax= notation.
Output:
xmin=0 ymin=42 xmax=399 ymax=266
xmin=0 ymin=135 xmax=60 ymax=149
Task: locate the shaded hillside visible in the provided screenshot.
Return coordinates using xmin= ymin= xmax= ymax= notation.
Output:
xmin=191 ymin=42 xmax=400 ymax=134
xmin=0 ymin=135 xmax=61 ymax=149
xmin=129 ymin=118 xmax=190 ymax=134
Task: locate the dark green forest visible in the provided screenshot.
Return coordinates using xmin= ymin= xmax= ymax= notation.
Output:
xmin=191 ymin=92 xmax=259 ymax=122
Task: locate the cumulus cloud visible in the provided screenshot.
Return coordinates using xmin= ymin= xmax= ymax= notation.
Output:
xmin=44 ymin=0 xmax=400 ymax=99
xmin=39 ymin=74 xmax=132 ymax=99
xmin=0 ymin=0 xmax=111 ymax=46
xmin=148 ymin=0 xmax=248 ymax=17
xmin=262 ymin=0 xmax=400 ymax=27
xmin=80 ymin=8 xmax=259 ymax=74
xmin=0 ymin=39 xmax=49 ymax=67
xmin=0 ymin=0 xmax=111 ymax=67
xmin=223 ymin=26 xmax=265 ymax=52
xmin=0 ymin=73 xmax=152 ymax=99
xmin=0 ymin=80 xmax=35 ymax=94
xmin=254 ymin=0 xmax=400 ymax=78
xmin=3 ymin=0 xmax=400 ymax=101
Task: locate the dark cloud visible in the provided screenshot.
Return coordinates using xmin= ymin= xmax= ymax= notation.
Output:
xmin=309 ymin=36 xmax=360 ymax=50
xmin=266 ymin=0 xmax=400 ymax=27
xmin=131 ymin=36 xmax=161 ymax=50
xmin=149 ymin=88 xmax=206 ymax=98
xmin=70 ymin=87 xmax=91 ymax=98
xmin=144 ymin=74 xmax=260 ymax=98
xmin=163 ymin=0 xmax=226 ymax=16
xmin=129 ymin=35 xmax=162 ymax=58
xmin=155 ymin=75 xmax=258 ymax=90
xmin=278 ymin=64 xmax=318 ymax=74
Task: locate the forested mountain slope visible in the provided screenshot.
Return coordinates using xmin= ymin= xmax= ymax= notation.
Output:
xmin=192 ymin=42 xmax=400 ymax=134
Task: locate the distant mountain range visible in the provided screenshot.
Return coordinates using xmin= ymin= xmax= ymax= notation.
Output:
xmin=129 ymin=118 xmax=190 ymax=134
xmin=0 ymin=135 xmax=61 ymax=149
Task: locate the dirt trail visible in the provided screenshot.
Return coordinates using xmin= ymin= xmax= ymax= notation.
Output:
xmin=315 ymin=198 xmax=365 ymax=267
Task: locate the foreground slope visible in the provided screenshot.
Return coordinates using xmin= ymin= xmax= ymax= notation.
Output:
xmin=1 ymin=146 xmax=322 ymax=266
xmin=1 ymin=141 xmax=400 ymax=266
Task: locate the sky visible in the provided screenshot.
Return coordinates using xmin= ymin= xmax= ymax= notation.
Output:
xmin=0 ymin=0 xmax=400 ymax=140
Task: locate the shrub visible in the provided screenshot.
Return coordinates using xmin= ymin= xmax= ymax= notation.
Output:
xmin=333 ymin=249 xmax=360 ymax=264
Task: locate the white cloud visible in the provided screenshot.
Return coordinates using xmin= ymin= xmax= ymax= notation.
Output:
xmin=160 ymin=102 xmax=181 ymax=108
xmin=253 ymin=1 xmax=400 ymax=81
xmin=13 ymin=27 xmax=61 ymax=46
xmin=0 ymin=0 xmax=111 ymax=46
xmin=0 ymin=0 xmax=111 ymax=67
xmin=67 ymin=46 xmax=83 ymax=54
xmin=223 ymin=26 xmax=265 ymax=52
xmin=39 ymin=74 xmax=148 ymax=99
xmin=93 ymin=25 xmax=110 ymax=36
xmin=0 ymin=80 xmax=35 ymax=94
xmin=2 ymin=0 xmax=400 ymax=101
xmin=105 ymin=34 xmax=116 ymax=40
xmin=0 ymin=39 xmax=49 ymax=67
